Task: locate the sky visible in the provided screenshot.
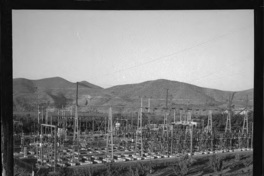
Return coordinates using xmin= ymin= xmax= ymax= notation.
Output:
xmin=12 ymin=10 xmax=254 ymax=91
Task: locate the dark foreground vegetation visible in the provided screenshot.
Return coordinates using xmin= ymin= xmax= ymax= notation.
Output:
xmin=14 ymin=152 xmax=253 ymax=176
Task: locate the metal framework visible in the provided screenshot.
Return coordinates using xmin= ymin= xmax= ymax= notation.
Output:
xmin=73 ymin=105 xmax=79 ymax=141
xmin=205 ymin=110 xmax=213 ymax=134
xmin=106 ymin=107 xmax=114 ymax=160
xmin=225 ymin=111 xmax=232 ymax=133
xmin=14 ymin=91 xmax=254 ymax=170
xmin=40 ymin=124 xmax=58 ymax=172
xmin=135 ymin=98 xmax=143 ymax=156
xmin=225 ymin=92 xmax=235 ymax=133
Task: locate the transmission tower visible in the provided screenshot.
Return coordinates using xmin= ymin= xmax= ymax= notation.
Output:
xmin=173 ymin=109 xmax=176 ymax=123
xmin=186 ymin=110 xmax=192 ymax=123
xmin=135 ymin=98 xmax=143 ymax=156
xmin=184 ymin=122 xmax=193 ymax=156
xmin=163 ymin=113 xmax=168 ymax=136
xmin=148 ymin=98 xmax=150 ymax=113
xmin=106 ymin=107 xmax=114 ymax=160
xmin=242 ymin=111 xmax=249 ymax=134
xmin=242 ymin=95 xmax=249 ymax=134
xmin=225 ymin=111 xmax=232 ymax=133
xmin=73 ymin=82 xmax=79 ymax=141
xmin=73 ymin=106 xmax=79 ymax=141
xmin=180 ymin=108 xmax=183 ymax=123
xmin=205 ymin=110 xmax=213 ymax=135
xmin=225 ymin=92 xmax=235 ymax=133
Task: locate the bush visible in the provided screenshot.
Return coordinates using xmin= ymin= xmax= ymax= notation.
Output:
xmin=209 ymin=154 xmax=223 ymax=174
xmin=172 ymin=154 xmax=191 ymax=176
xmin=243 ymin=155 xmax=253 ymax=168
xmin=235 ymin=153 xmax=241 ymax=162
xmin=14 ymin=165 xmax=31 ymax=176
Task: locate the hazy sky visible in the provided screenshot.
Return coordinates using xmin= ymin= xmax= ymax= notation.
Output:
xmin=12 ymin=10 xmax=253 ymax=91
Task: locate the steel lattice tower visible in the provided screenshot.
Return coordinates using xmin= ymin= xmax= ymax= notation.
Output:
xmin=184 ymin=123 xmax=193 ymax=156
xmin=163 ymin=113 xmax=168 ymax=136
xmin=106 ymin=107 xmax=114 ymax=160
xmin=73 ymin=105 xmax=79 ymax=141
xmin=180 ymin=109 xmax=183 ymax=123
xmin=242 ymin=95 xmax=249 ymax=134
xmin=206 ymin=110 xmax=213 ymax=134
xmin=225 ymin=92 xmax=235 ymax=133
xmin=135 ymin=98 xmax=143 ymax=156
xmin=185 ymin=110 xmax=192 ymax=135
xmin=242 ymin=110 xmax=249 ymax=134
xmin=225 ymin=111 xmax=232 ymax=133
xmin=73 ymin=82 xmax=79 ymax=141
xmin=186 ymin=110 xmax=192 ymax=123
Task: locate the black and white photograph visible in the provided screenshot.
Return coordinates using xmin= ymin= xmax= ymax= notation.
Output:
xmin=8 ymin=9 xmax=255 ymax=176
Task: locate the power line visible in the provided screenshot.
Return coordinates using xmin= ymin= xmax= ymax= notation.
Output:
xmin=190 ymin=54 xmax=251 ymax=85
xmin=91 ymin=24 xmax=252 ymax=82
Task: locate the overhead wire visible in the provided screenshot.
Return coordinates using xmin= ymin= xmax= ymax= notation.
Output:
xmin=90 ymin=24 xmax=252 ymax=84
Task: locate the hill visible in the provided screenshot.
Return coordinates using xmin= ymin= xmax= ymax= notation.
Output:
xmin=13 ymin=77 xmax=103 ymax=111
xmin=95 ymin=79 xmax=253 ymax=112
xmin=13 ymin=78 xmax=253 ymax=113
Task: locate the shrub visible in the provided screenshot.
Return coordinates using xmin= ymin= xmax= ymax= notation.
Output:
xmin=172 ymin=154 xmax=191 ymax=176
xmin=235 ymin=154 xmax=241 ymax=162
xmin=209 ymin=154 xmax=223 ymax=174
xmin=14 ymin=165 xmax=31 ymax=176
xmin=243 ymin=155 xmax=253 ymax=168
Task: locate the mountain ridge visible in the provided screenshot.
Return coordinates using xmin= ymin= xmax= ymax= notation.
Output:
xmin=13 ymin=77 xmax=253 ymax=112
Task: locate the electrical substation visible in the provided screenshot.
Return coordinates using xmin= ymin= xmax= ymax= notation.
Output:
xmin=13 ymin=83 xmax=254 ymax=173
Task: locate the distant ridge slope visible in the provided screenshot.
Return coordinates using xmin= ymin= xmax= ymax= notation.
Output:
xmin=34 ymin=77 xmax=75 ymax=89
xmin=13 ymin=77 xmax=253 ymax=112
xmin=79 ymin=81 xmax=103 ymax=89
xmin=13 ymin=77 xmax=104 ymax=110
xmin=102 ymin=79 xmax=253 ymax=109
xmin=13 ymin=78 xmax=36 ymax=94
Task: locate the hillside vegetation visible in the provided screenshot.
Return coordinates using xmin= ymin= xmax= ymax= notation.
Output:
xmin=13 ymin=77 xmax=253 ymax=112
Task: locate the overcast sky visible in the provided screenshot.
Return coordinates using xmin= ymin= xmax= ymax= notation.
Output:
xmin=12 ymin=10 xmax=253 ymax=91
